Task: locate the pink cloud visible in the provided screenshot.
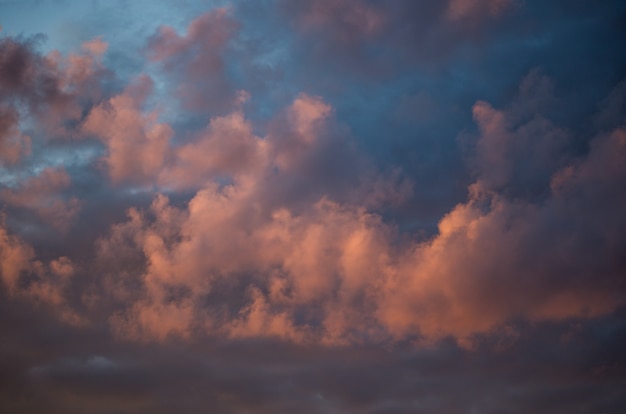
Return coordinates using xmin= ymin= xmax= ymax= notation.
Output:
xmin=94 ymin=79 xmax=626 ymax=347
xmin=0 ymin=105 xmax=31 ymax=165
xmin=81 ymin=37 xmax=108 ymax=57
xmin=0 ymin=167 xmax=81 ymax=230
xmin=2 ymin=30 xmax=621 ymax=351
xmin=82 ymin=76 xmax=173 ymax=184
xmin=287 ymin=0 xmax=386 ymax=40
xmin=227 ymin=288 xmax=308 ymax=342
xmin=158 ymin=92 xmax=384 ymax=199
xmin=0 ymin=35 xmax=108 ymax=157
xmin=161 ymin=108 xmax=268 ymax=189
xmin=0 ymin=217 xmax=34 ymax=292
xmin=271 ymin=93 xmax=333 ymax=170
xmin=37 ymin=37 xmax=108 ymax=137
xmin=92 ymin=93 xmax=411 ymax=342
xmin=147 ymin=8 xmax=239 ymax=112
xmin=0 ymin=219 xmax=83 ymax=325
xmin=49 ymin=37 xmax=108 ymax=91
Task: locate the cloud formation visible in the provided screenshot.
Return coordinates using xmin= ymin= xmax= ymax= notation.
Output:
xmin=0 ymin=166 xmax=81 ymax=230
xmin=88 ymin=74 xmax=626 ymax=347
xmin=147 ymin=8 xmax=240 ymax=113
xmin=0 ymin=1 xmax=625 ymax=412
xmin=82 ymin=75 xmax=172 ymax=185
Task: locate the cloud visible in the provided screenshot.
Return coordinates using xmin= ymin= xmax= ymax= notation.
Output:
xmin=0 ymin=167 xmax=81 ymax=230
xmin=82 ymin=75 xmax=173 ymax=185
xmin=91 ymin=92 xmax=408 ymax=343
xmin=0 ymin=218 xmax=82 ymax=325
xmin=0 ymin=215 xmax=33 ymax=292
xmin=0 ymin=35 xmax=107 ymax=143
xmin=81 ymin=37 xmax=108 ymax=57
xmin=2 ymin=7 xmax=624 ymax=350
xmin=146 ymin=8 xmax=240 ymax=113
xmin=161 ymin=98 xmax=267 ymax=189
xmin=1 ymin=3 xmax=625 ymax=413
xmin=0 ymin=105 xmax=31 ymax=165
xmin=273 ymin=0 xmax=520 ymax=79
xmin=90 ymin=73 xmax=626 ymax=347
xmin=377 ymin=74 xmax=626 ymax=344
xmin=281 ymin=0 xmax=386 ymax=42
xmin=271 ymin=93 xmax=333 ymax=168
xmin=446 ymin=0 xmax=515 ymax=22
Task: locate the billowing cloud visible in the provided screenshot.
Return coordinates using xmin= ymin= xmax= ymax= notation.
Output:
xmin=3 ymin=4 xmax=623 ymax=346
xmin=86 ymin=74 xmax=625 ymax=347
xmin=0 ymin=218 xmax=81 ymax=324
xmin=82 ymin=75 xmax=173 ymax=184
xmin=161 ymin=95 xmax=267 ymax=188
xmin=1 ymin=1 xmax=625 ymax=413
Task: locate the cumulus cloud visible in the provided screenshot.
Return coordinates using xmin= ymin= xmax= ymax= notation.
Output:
xmin=161 ymin=103 xmax=267 ymax=188
xmin=1 ymin=2 xmax=625 ymax=412
xmin=88 ymin=72 xmax=626 ymax=347
xmin=2 ymin=5 xmax=623 ymax=349
xmin=0 ymin=218 xmax=82 ymax=324
xmin=82 ymin=75 xmax=173 ymax=184
xmin=82 ymin=91 xmax=409 ymax=342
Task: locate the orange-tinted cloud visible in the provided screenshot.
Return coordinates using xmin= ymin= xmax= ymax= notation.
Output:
xmin=161 ymin=106 xmax=267 ymax=189
xmin=0 ymin=219 xmax=83 ymax=324
xmin=0 ymin=217 xmax=34 ymax=292
xmin=96 ymin=79 xmax=626 ymax=347
xmin=82 ymin=75 xmax=173 ymax=184
xmin=1 ymin=25 xmax=624 ymax=352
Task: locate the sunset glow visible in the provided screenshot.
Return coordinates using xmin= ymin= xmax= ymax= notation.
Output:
xmin=1 ymin=1 xmax=625 ymax=412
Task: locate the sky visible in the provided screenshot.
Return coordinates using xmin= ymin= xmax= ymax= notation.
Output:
xmin=1 ymin=0 xmax=625 ymax=413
